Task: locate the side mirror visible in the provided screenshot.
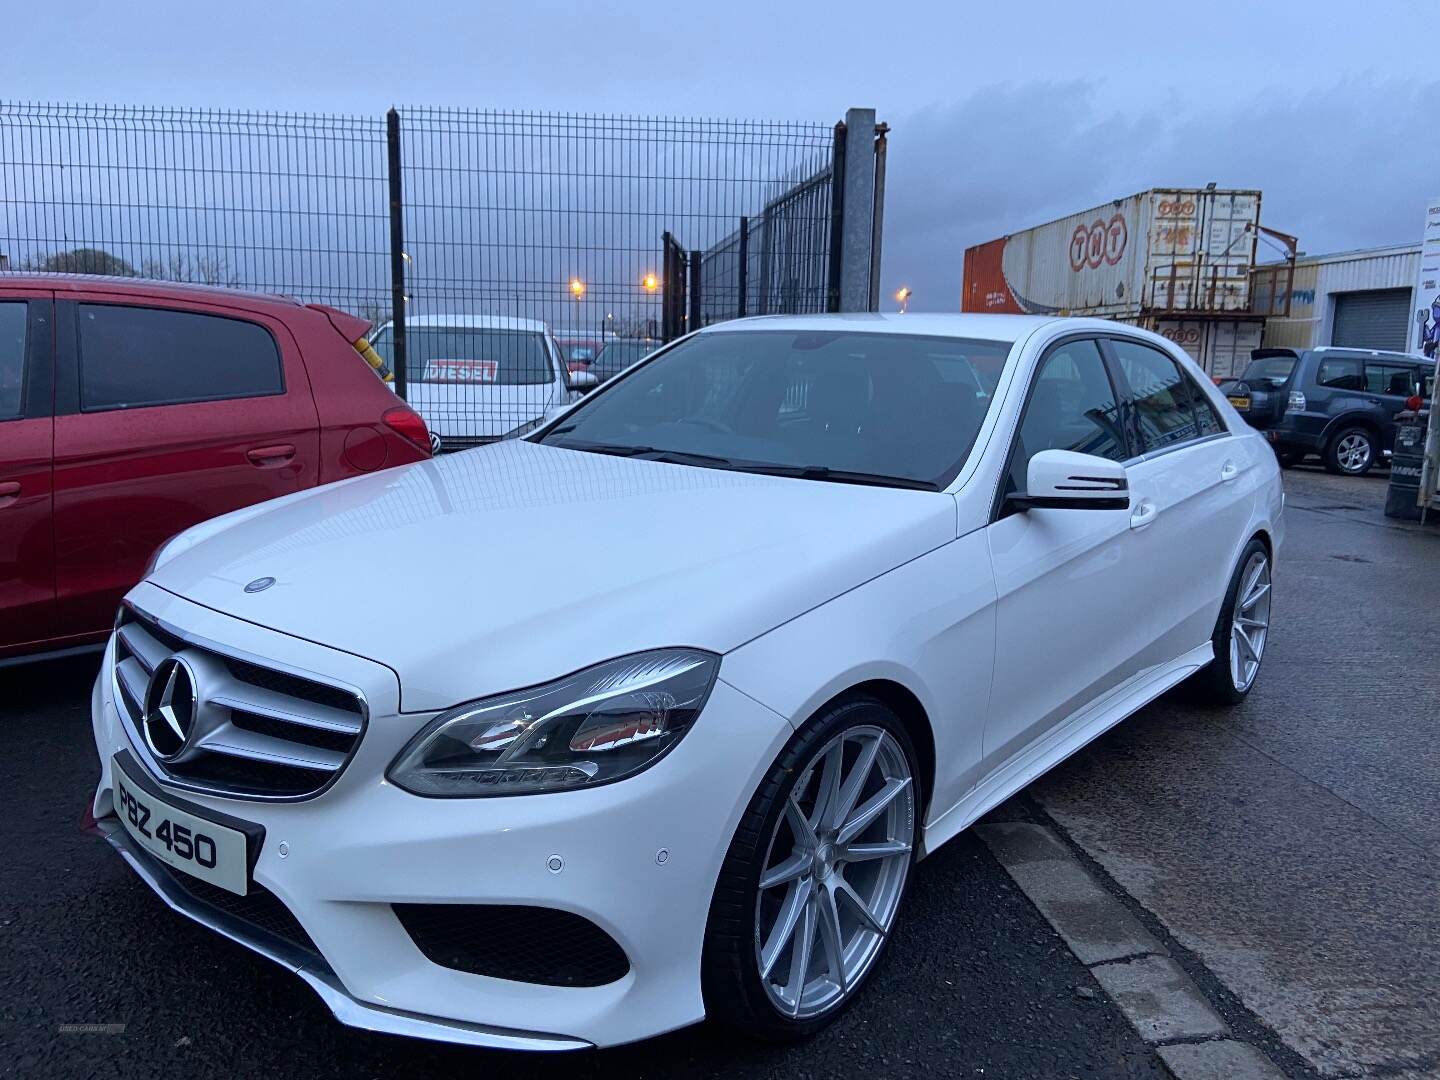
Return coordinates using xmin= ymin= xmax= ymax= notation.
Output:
xmin=568 ymin=369 xmax=599 ymax=394
xmin=1011 ymin=449 xmax=1129 ymax=511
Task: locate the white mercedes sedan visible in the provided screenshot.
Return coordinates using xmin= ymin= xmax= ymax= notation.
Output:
xmin=87 ymin=314 xmax=1282 ymax=1050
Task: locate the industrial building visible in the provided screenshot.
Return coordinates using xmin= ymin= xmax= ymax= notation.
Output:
xmin=1253 ymin=243 xmax=1421 ymax=352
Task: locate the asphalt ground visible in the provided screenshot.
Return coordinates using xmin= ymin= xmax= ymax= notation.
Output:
xmin=2 ymin=463 xmax=1431 ymax=1078
xmin=1033 ymin=465 xmax=1440 ymax=1078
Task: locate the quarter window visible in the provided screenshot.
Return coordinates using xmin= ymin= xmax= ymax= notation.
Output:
xmin=1364 ymin=363 xmax=1417 ymax=397
xmin=1005 ymin=339 xmax=1126 ymax=498
xmin=78 ymin=304 xmax=284 ymax=412
xmin=0 ymin=302 xmax=26 ymax=420
xmin=1110 ymin=340 xmax=1199 ymax=454
xmin=1316 ymin=357 xmax=1364 ymax=391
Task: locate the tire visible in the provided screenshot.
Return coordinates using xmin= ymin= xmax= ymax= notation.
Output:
xmin=1323 ymin=426 xmax=1376 ymax=476
xmin=1190 ymin=538 xmax=1272 ymax=705
xmin=702 ymin=696 xmax=920 ymax=1042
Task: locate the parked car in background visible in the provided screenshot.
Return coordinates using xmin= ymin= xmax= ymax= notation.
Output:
xmin=556 ymin=335 xmax=604 ymax=375
xmin=1219 ymin=347 xmax=1430 ymax=474
xmin=370 ymin=315 xmax=574 ymax=452
xmin=591 ymin=337 xmax=660 ymax=383
xmin=0 ymin=274 xmax=430 ymax=663
xmin=88 ymin=314 xmax=1281 ymax=1050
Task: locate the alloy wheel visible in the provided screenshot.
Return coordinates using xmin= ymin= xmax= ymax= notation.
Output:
xmin=1229 ymin=551 xmax=1271 ymax=692
xmin=754 ymin=725 xmax=914 ymax=1020
xmin=1335 ymin=432 xmax=1372 ymax=473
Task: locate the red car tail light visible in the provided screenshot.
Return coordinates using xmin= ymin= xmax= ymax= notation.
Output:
xmin=383 ymin=406 xmax=433 ymax=455
xmin=1406 ymin=394 xmax=1423 ymax=412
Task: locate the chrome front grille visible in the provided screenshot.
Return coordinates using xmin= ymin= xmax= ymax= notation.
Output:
xmin=113 ymin=606 xmax=366 ymax=800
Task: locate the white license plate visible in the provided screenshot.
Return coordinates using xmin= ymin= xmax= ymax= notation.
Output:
xmin=112 ymin=756 xmax=251 ymax=895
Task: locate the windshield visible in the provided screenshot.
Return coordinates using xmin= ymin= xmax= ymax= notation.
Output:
xmin=1239 ymin=354 xmax=1297 ymax=388
xmin=372 ymin=327 xmax=555 ymax=385
xmin=538 ymin=329 xmax=1011 ymax=489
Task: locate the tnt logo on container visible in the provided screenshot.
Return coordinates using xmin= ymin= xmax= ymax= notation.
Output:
xmin=1069 ymin=213 xmax=1128 ymax=272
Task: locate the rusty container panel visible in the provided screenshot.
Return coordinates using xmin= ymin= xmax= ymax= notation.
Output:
xmin=961 ymin=188 xmax=1261 ymax=318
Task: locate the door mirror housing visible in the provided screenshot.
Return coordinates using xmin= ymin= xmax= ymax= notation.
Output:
xmin=1011 ymin=449 xmax=1129 ymax=511
xmin=568 ymin=369 xmax=599 ymax=394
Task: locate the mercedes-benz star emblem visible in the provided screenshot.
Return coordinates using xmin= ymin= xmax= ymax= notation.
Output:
xmin=143 ymin=656 xmax=198 ymax=760
xmin=244 ymin=576 xmax=276 ymax=594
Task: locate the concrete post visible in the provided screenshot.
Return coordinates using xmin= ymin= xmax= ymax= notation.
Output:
xmin=838 ymin=107 xmax=878 ymax=312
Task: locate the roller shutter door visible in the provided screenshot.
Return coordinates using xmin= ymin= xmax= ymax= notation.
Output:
xmin=1332 ymin=289 xmax=1411 ymax=351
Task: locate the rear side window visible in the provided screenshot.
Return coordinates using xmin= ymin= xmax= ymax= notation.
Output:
xmin=1110 ymin=340 xmax=1199 ymax=453
xmin=1316 ymin=357 xmax=1364 ymax=391
xmin=78 ymin=304 xmax=284 ymax=412
xmin=1005 ymin=338 xmax=1126 ymax=498
xmin=0 ymin=302 xmax=25 ymax=420
xmin=1365 ymin=363 xmax=1417 ymax=397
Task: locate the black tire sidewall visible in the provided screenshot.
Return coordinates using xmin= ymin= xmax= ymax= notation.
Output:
xmin=701 ymin=696 xmax=920 ymax=1042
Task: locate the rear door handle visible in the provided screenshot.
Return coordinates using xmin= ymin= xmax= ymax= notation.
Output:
xmin=247 ymin=444 xmax=296 ymax=467
xmin=1220 ymin=460 xmax=1239 ymax=482
xmin=1129 ymin=498 xmax=1158 ymax=530
xmin=0 ymin=481 xmax=19 ymax=509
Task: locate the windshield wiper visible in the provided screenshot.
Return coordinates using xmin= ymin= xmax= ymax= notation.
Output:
xmin=729 ymin=464 xmax=939 ymax=490
xmin=547 ymin=439 xmax=736 ymax=467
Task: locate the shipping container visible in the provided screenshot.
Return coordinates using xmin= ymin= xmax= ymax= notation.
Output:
xmin=1145 ymin=317 xmax=1264 ymax=380
xmin=962 ymin=189 xmax=1262 ymax=319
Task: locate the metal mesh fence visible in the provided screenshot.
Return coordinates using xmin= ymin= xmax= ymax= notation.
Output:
xmin=0 ymin=102 xmax=844 ymax=450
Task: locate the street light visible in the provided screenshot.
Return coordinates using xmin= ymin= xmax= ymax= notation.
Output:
xmin=569 ymin=277 xmax=586 ymax=300
xmin=895 ymin=286 xmax=912 ymax=314
xmin=641 ymin=273 xmax=659 ymax=293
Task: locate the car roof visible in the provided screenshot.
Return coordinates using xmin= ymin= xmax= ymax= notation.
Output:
xmin=697 ymin=312 xmax=1078 ymax=344
xmin=1308 ymin=346 xmax=1421 ymax=362
xmin=395 ymin=314 xmax=550 ymax=333
xmin=0 ymin=271 xmax=306 ymax=310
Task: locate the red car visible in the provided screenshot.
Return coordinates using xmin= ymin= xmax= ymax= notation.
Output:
xmin=0 ymin=274 xmax=431 ymax=662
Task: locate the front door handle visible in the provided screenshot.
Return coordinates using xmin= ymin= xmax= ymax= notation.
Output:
xmin=246 ymin=444 xmax=296 ymax=467
xmin=1220 ymin=460 xmax=1239 ymax=483
xmin=0 ymin=481 xmax=19 ymax=509
xmin=1129 ymin=498 xmax=1158 ymax=530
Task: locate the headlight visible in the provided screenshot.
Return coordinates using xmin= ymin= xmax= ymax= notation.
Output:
xmin=387 ymin=650 xmax=719 ymax=797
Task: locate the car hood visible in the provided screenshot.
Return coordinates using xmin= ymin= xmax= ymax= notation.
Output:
xmin=151 ymin=439 xmax=957 ymax=712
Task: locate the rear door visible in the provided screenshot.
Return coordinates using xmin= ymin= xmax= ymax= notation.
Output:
xmin=52 ymin=295 xmax=320 ymax=637
xmin=1363 ymin=360 xmax=1423 ymax=453
xmin=1105 ymin=337 xmax=1254 ymax=668
xmin=0 ymin=291 xmax=57 ymax=652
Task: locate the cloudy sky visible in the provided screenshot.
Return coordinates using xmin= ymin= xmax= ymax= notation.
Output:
xmin=4 ymin=0 xmax=1433 ymax=310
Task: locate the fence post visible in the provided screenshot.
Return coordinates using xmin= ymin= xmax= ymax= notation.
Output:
xmin=736 ymin=216 xmax=749 ymax=318
xmin=688 ymin=250 xmax=702 ymax=332
xmin=827 ymin=120 xmax=846 ymax=313
xmin=385 ymin=108 xmax=408 ymax=400
xmin=869 ymin=123 xmax=888 ymax=313
xmin=837 ymin=107 xmax=878 ymax=313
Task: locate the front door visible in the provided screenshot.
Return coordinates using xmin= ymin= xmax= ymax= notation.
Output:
xmin=52 ymin=295 xmax=320 ymax=637
xmin=982 ymin=336 xmax=1142 ymax=773
xmin=0 ymin=293 xmax=56 ymax=653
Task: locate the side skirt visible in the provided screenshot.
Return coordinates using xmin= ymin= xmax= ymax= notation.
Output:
xmin=919 ymin=643 xmax=1214 ymax=858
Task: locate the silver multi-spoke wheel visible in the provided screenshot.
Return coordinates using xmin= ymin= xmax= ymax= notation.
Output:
xmin=1335 ymin=431 xmax=1372 ymax=473
xmin=1229 ymin=550 xmax=1271 ymax=692
xmin=754 ymin=725 xmax=915 ymax=1020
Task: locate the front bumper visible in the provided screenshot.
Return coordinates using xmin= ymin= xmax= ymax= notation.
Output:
xmin=90 ymin=583 xmax=793 ymax=1049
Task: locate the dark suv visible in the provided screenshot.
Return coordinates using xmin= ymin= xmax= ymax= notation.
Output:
xmin=1220 ymin=347 xmax=1429 ymax=475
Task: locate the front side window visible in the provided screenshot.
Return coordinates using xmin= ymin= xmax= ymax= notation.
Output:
xmin=1004 ymin=338 xmax=1126 ymax=498
xmin=1110 ymin=340 xmax=1200 ymax=454
xmin=0 ymin=302 xmax=26 ymax=420
xmin=539 ymin=330 xmax=1012 ymax=489
xmin=78 ymin=304 xmax=283 ymax=412
xmin=1365 ymin=363 xmax=1417 ymax=397
xmin=371 ymin=327 xmax=555 ymax=386
xmin=1316 ymin=357 xmax=1364 ymax=391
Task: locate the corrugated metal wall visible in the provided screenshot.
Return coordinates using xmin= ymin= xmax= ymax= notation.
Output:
xmin=1257 ymin=245 xmax=1419 ymax=349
